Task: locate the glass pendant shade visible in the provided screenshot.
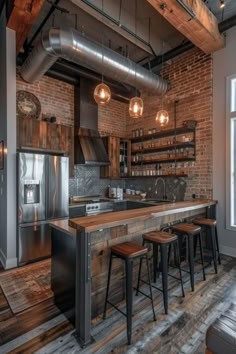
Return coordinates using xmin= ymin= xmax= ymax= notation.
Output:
xmin=155 ymin=109 xmax=169 ymax=128
xmin=94 ymin=83 xmax=111 ymax=105
xmin=129 ymin=97 xmax=144 ymax=118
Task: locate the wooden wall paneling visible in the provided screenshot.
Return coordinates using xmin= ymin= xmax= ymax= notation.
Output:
xmin=20 ymin=117 xmax=32 ymax=147
xmin=101 ymin=136 xmax=120 ymax=179
xmin=40 ymin=121 xmax=47 ymax=149
xmin=31 ymin=119 xmax=40 ymax=149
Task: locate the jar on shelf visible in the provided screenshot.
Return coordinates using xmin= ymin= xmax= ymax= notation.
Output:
xmin=132 ymin=130 xmax=136 ymax=138
xmin=139 ymin=128 xmax=144 ymax=136
xmin=148 ymin=129 xmax=152 ymax=135
xmin=135 ymin=129 xmax=139 ymax=138
xmin=152 ymin=128 xmax=156 ymax=134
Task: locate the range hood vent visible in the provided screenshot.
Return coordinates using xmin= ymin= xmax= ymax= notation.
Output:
xmin=74 ymin=78 xmax=109 ymax=166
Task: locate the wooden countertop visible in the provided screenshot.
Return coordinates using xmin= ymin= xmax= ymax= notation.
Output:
xmin=69 ymin=199 xmax=216 ymax=233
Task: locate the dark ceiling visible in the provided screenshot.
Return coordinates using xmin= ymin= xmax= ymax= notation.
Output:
xmin=205 ymin=0 xmax=236 ymax=21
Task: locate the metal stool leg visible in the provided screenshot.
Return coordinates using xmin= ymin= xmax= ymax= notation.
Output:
xmin=188 ymin=234 xmax=195 ymax=292
xmin=210 ymin=226 xmax=218 ymax=274
xmin=126 ymin=259 xmax=133 ymax=345
xmin=175 ymin=240 xmax=185 ymax=297
xmin=153 ymin=243 xmax=158 ymax=283
xmin=215 ymin=226 xmax=221 ymax=265
xmin=168 ymin=243 xmax=172 ymax=267
xmin=136 ymin=256 xmax=143 ymax=296
xmin=160 ymin=243 xmax=168 ymax=314
xmin=198 ymin=231 xmax=206 ymax=281
xmin=103 ymin=253 xmax=113 ymax=320
xmin=145 ymin=254 xmax=156 ymax=321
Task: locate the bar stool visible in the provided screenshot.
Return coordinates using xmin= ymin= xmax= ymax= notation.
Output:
xmin=172 ymin=223 xmax=206 ymax=292
xmin=193 ymin=218 xmax=221 ymax=274
xmin=136 ymin=231 xmax=185 ymax=315
xmin=103 ymin=242 xmax=156 ymax=345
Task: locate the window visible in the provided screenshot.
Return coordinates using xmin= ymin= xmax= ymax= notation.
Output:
xmin=226 ymin=75 xmax=236 ymax=230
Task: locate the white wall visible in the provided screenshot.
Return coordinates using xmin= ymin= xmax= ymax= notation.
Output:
xmin=213 ymin=27 xmax=236 ymax=257
xmin=0 ymin=9 xmax=17 ymax=269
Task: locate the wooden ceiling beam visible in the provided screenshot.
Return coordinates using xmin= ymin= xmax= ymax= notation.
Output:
xmin=147 ymin=0 xmax=224 ymax=53
xmin=7 ymin=0 xmax=45 ymax=54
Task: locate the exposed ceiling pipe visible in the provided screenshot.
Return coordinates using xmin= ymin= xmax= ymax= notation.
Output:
xmin=146 ymin=14 xmax=236 ymax=71
xmin=21 ymin=27 xmax=168 ymax=95
xmin=143 ymin=41 xmax=194 ymax=70
xmin=219 ymin=14 xmax=236 ymax=33
xmin=17 ymin=53 xmax=137 ymax=103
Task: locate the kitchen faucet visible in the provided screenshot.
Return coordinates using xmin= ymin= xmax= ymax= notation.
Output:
xmin=155 ymin=177 xmax=166 ymax=200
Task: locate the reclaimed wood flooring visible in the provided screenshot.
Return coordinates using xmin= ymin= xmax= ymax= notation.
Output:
xmin=0 ymin=254 xmax=236 ymax=353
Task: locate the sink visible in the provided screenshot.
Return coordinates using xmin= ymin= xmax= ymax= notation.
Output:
xmin=144 ymin=199 xmax=173 ymax=204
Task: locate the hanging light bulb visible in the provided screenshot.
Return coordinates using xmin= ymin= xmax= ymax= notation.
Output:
xmin=94 ymin=82 xmax=111 ymax=105
xmin=155 ymin=109 xmax=169 ymax=128
xmin=94 ymin=0 xmax=111 ymax=106
xmin=219 ymin=0 xmax=225 ymax=8
xmin=129 ymin=97 xmax=144 ymax=119
xmin=155 ymin=43 xmax=169 ymax=129
xmin=129 ymin=0 xmax=144 ymax=119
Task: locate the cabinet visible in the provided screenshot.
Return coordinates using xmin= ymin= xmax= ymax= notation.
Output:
xmin=18 ymin=117 xmax=74 ymax=176
xmin=100 ymin=136 xmax=131 ymax=179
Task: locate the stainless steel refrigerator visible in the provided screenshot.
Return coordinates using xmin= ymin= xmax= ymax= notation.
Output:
xmin=18 ymin=152 xmax=69 ymax=265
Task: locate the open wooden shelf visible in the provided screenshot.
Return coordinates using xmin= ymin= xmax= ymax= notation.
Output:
xmin=121 ymin=174 xmax=188 ymax=179
xmin=131 ymin=141 xmax=195 ymax=155
xmin=131 ymin=126 xmax=195 ymax=143
xmin=131 ymin=156 xmax=195 ymax=166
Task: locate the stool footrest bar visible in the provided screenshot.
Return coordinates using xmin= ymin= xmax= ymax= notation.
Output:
xmin=133 ymin=287 xmax=152 ymax=300
xmin=106 ymin=300 xmax=127 ymax=317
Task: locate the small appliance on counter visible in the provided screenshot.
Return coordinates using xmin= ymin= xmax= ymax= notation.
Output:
xmin=17 ymin=152 xmax=69 ymax=265
xmin=108 ymin=187 xmax=123 ymax=200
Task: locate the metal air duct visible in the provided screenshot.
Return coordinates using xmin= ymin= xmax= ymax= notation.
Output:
xmin=21 ymin=27 xmax=168 ymax=95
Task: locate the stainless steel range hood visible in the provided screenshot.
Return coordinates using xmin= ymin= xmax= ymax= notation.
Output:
xmin=74 ymin=78 xmax=110 ymax=166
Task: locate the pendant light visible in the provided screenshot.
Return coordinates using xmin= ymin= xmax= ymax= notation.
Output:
xmin=155 ymin=44 xmax=169 ymax=128
xmin=94 ymin=0 xmax=111 ymax=106
xmin=129 ymin=0 xmax=144 ymax=119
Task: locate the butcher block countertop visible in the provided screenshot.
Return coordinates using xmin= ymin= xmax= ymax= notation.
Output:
xmin=69 ymin=199 xmax=216 ymax=233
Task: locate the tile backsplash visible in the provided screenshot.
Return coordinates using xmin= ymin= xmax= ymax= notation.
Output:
xmin=70 ymin=166 xmax=187 ymax=201
xmin=69 ymin=166 xmax=125 ymax=197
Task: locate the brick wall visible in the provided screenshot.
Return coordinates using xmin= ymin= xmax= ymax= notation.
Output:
xmin=126 ymin=47 xmax=213 ymax=199
xmin=16 ymin=73 xmax=127 ymax=137
xmin=16 ymin=74 xmax=75 ymax=127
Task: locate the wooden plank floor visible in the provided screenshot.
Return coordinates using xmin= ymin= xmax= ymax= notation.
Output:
xmin=0 ymin=255 xmax=236 ymax=354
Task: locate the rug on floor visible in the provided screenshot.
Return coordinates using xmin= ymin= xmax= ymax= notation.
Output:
xmin=0 ymin=259 xmax=53 ymax=314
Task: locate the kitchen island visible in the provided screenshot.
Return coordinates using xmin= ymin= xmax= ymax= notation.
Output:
xmin=50 ymin=199 xmax=216 ymax=347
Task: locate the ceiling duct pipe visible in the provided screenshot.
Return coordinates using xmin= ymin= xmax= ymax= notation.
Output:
xmin=21 ymin=27 xmax=168 ymax=95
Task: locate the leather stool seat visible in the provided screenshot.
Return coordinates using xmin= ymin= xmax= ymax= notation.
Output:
xmin=206 ymin=304 xmax=236 ymax=354
xmin=193 ymin=218 xmax=217 ymax=226
xmin=143 ymin=231 xmax=177 ymax=243
xmin=172 ymin=223 xmax=201 ymax=234
xmin=111 ymin=242 xmax=148 ymax=258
